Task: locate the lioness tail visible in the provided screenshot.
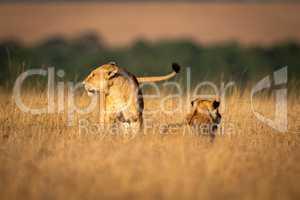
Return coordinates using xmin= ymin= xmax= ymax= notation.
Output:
xmin=137 ymin=63 xmax=180 ymax=83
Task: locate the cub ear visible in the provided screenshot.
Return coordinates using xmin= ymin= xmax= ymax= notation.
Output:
xmin=107 ymin=68 xmax=118 ymax=79
xmin=212 ymin=100 xmax=220 ymax=109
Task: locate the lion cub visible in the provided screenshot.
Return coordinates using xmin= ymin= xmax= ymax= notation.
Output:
xmin=186 ymin=98 xmax=221 ymax=138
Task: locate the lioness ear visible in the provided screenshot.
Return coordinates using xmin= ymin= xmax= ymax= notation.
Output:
xmin=191 ymin=99 xmax=198 ymax=108
xmin=212 ymin=100 xmax=220 ymax=109
xmin=107 ymin=68 xmax=118 ymax=79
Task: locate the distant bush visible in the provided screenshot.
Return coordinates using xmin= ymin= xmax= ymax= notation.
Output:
xmin=0 ymin=33 xmax=299 ymax=88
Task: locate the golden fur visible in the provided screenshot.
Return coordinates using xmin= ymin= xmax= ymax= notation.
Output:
xmin=186 ymin=98 xmax=221 ymax=137
xmin=82 ymin=62 xmax=180 ymax=131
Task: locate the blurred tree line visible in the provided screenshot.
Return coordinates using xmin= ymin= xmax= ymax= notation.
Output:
xmin=0 ymin=32 xmax=299 ymax=89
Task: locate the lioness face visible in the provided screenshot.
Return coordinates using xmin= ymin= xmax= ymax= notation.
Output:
xmin=191 ymin=99 xmax=221 ymax=124
xmin=82 ymin=64 xmax=118 ymax=96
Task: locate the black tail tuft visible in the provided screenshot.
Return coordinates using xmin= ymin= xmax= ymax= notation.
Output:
xmin=172 ymin=63 xmax=181 ymax=73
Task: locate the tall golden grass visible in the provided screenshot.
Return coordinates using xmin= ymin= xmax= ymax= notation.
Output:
xmin=0 ymin=89 xmax=299 ymax=200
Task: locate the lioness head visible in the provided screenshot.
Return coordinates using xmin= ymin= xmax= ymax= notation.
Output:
xmin=82 ymin=62 xmax=119 ymax=96
xmin=188 ymin=98 xmax=221 ymax=125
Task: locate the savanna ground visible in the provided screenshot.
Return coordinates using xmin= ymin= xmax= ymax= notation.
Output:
xmin=0 ymin=88 xmax=300 ymax=200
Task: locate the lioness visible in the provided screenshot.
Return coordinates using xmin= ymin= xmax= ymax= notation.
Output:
xmin=186 ymin=98 xmax=221 ymax=138
xmin=82 ymin=61 xmax=180 ymax=131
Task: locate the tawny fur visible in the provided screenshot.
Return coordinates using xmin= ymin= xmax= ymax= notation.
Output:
xmin=186 ymin=98 xmax=221 ymax=136
xmin=82 ymin=62 xmax=180 ymax=131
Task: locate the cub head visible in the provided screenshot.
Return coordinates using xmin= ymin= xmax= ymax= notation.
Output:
xmin=82 ymin=62 xmax=119 ymax=96
xmin=191 ymin=98 xmax=221 ymax=124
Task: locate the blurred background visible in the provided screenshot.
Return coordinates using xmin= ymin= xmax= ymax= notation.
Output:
xmin=1 ymin=0 xmax=300 ymax=88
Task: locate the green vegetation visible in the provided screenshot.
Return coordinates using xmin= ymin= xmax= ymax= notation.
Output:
xmin=1 ymin=33 xmax=299 ymax=88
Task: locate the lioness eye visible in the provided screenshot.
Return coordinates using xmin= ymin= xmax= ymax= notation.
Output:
xmin=108 ymin=71 xmax=112 ymax=76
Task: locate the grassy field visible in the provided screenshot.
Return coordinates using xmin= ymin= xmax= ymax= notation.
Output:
xmin=0 ymin=89 xmax=300 ymax=200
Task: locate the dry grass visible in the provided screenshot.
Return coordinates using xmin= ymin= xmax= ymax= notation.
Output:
xmin=0 ymin=89 xmax=300 ymax=200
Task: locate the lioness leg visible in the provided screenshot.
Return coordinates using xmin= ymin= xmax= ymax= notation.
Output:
xmin=130 ymin=120 xmax=143 ymax=132
xmin=118 ymin=111 xmax=143 ymax=136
